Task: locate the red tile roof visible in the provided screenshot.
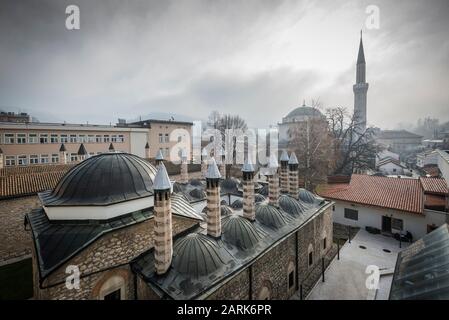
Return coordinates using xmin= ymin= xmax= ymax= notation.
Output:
xmin=318 ymin=174 xmax=424 ymax=215
xmin=419 ymin=177 xmax=449 ymax=195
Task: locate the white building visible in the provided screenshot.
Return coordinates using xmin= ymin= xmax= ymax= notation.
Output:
xmin=318 ymin=174 xmax=448 ymax=240
xmin=416 ymin=150 xmax=439 ymax=168
xmin=376 ymin=158 xmax=410 ymax=176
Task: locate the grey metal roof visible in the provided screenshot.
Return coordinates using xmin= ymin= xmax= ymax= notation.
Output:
xmin=171 ymin=193 xmax=204 ymax=221
xmin=279 ymin=195 xmax=307 ymax=216
xmin=154 ymin=163 xmax=171 ymax=190
xmin=288 ymin=152 xmax=299 ymax=165
xmin=390 ymin=224 xmax=449 ymax=300
xmin=77 ymin=143 xmax=87 ymax=155
xmin=222 ymin=215 xmax=261 ymax=250
xmin=59 ymin=143 xmax=67 ymax=152
xmin=231 ymin=199 xmax=243 ymax=209
xmin=255 ymin=204 xmax=286 ymax=229
xmin=254 ymin=194 xmax=266 ymax=203
xmin=206 ymin=158 xmax=221 ymax=179
xmin=39 ymin=153 xmax=157 ymax=207
xmin=221 ymin=178 xmax=240 ymax=194
xmin=280 ymin=150 xmax=289 ymax=162
xmin=155 ymin=149 xmax=164 ymax=161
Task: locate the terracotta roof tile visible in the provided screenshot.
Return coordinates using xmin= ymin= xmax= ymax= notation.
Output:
xmin=419 ymin=177 xmax=449 ymax=195
xmin=318 ymin=174 xmax=424 ymax=215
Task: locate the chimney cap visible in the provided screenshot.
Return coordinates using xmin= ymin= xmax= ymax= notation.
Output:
xmin=153 ymin=162 xmax=172 ymax=190
xmin=206 ymin=158 xmax=221 ymax=179
xmin=77 ymin=143 xmax=88 ymax=155
xmin=242 ymin=158 xmax=255 ymax=172
xmin=59 ymin=143 xmax=67 ymax=152
xmin=145 ymin=142 xmax=150 ymax=149
xmin=280 ymin=150 xmax=289 ymax=162
xmin=155 ymin=149 xmax=164 ymax=161
xmin=288 ymin=152 xmax=299 ymax=165
xmin=108 ymin=143 xmax=115 ymax=151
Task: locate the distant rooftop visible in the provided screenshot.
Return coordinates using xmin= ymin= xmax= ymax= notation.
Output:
xmin=378 ymin=130 xmax=423 ymax=139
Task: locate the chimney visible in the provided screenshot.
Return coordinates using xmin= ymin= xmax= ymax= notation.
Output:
xmin=145 ymin=142 xmax=150 ymax=159
xmin=59 ymin=143 xmax=67 ymax=164
xmin=206 ymin=158 xmax=222 ymax=238
xmin=218 ymin=147 xmax=226 ymax=178
xmin=0 ymin=148 xmax=3 ymax=169
xmin=280 ymin=150 xmax=290 ymax=192
xmin=242 ymin=157 xmax=256 ymax=221
xmin=267 ymin=154 xmax=279 ymax=206
xmin=155 ymin=149 xmax=164 ymax=166
xmin=201 ymin=148 xmax=208 ymax=179
xmin=77 ymin=143 xmax=88 ymax=161
xmin=288 ymin=152 xmax=299 ymax=197
xmin=108 ymin=143 xmax=115 ymax=153
xmin=153 ymin=162 xmax=173 ymax=275
xmin=180 ymin=148 xmax=188 ymax=183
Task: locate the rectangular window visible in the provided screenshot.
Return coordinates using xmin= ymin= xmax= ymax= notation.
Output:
xmin=40 ymin=154 xmax=49 ymax=164
xmin=104 ymin=135 xmax=110 ymax=143
xmin=60 ymin=134 xmax=68 ymax=143
xmin=308 ymin=251 xmax=313 ymax=266
xmin=118 ymin=134 xmax=124 ymax=143
xmin=88 ymin=135 xmax=95 ymax=143
xmin=50 ymin=134 xmax=58 ymax=143
xmin=4 ymin=133 xmax=15 ymax=144
xmin=96 ymin=135 xmax=102 ymax=143
xmin=323 ymin=238 xmax=327 ymax=250
xmin=332 ymin=205 xmax=335 ymax=211
xmin=5 ymin=156 xmax=16 ymax=166
xmin=392 ymin=218 xmax=403 ymax=231
xmin=28 ymin=133 xmax=38 ymax=143
xmin=111 ymin=135 xmax=117 ymax=142
xmin=164 ymin=133 xmax=169 ymax=143
xmin=78 ymin=135 xmax=86 ymax=143
xmin=17 ymin=155 xmax=27 ymax=166
xmin=69 ymin=134 xmax=77 ymax=143
xmin=17 ymin=133 xmax=27 ymax=144
xmin=159 ymin=133 xmax=163 ymax=143
xmin=344 ymin=208 xmax=358 ymax=221
xmin=51 ymin=154 xmax=59 ymax=163
xmin=30 ymin=155 xmax=39 ymax=164
xmin=70 ymin=153 xmax=78 ymax=162
xmin=39 ymin=134 xmax=48 ymax=144
xmin=288 ymin=271 xmax=294 ymax=289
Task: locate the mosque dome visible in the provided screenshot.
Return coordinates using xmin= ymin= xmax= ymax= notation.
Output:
xmin=255 ymin=204 xmax=286 ymax=229
xmin=278 ymin=195 xmax=307 ymax=216
xmin=231 ymin=199 xmax=243 ymax=209
xmin=189 ymin=188 xmax=206 ymax=200
xmin=298 ymin=188 xmax=317 ymax=204
xmin=222 ymin=215 xmax=261 ymax=250
xmin=257 ymin=185 xmax=269 ymax=197
xmin=172 ymin=233 xmax=227 ymax=277
xmin=41 ymin=153 xmax=157 ymax=207
xmin=254 ymin=194 xmax=266 ymax=203
xmin=220 ymin=178 xmax=240 ymax=194
xmin=283 ymin=103 xmax=324 ymax=123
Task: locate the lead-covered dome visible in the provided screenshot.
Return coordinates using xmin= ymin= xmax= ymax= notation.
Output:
xmin=283 ymin=103 xmax=324 ymax=123
xmin=279 ymin=195 xmax=308 ymax=216
xmin=40 ymin=153 xmax=157 ymax=207
xmin=256 ymin=204 xmax=286 ymax=229
xmin=298 ymin=188 xmax=317 ymax=204
xmin=222 ymin=215 xmax=261 ymax=250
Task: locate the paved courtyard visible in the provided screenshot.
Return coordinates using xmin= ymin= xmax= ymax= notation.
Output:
xmin=306 ymin=228 xmax=408 ymax=300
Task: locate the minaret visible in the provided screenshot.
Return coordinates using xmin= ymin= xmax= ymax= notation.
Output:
xmin=280 ymin=150 xmax=290 ymax=193
xmin=0 ymin=148 xmax=4 ymax=169
xmin=180 ymin=148 xmax=188 ymax=184
xmin=267 ymin=154 xmax=279 ymax=207
xmin=153 ymin=162 xmax=173 ymax=275
xmin=353 ymin=31 xmax=369 ymax=131
xmin=201 ymin=148 xmax=208 ymax=179
xmin=206 ymin=158 xmax=222 ymax=238
xmin=288 ymin=152 xmax=299 ymax=197
xmin=242 ymin=158 xmax=255 ymax=221
xmin=59 ymin=143 xmax=67 ymax=164
xmin=145 ymin=142 xmax=150 ymax=159
xmin=155 ymin=149 xmax=164 ymax=167
xmin=77 ymin=143 xmax=88 ymax=161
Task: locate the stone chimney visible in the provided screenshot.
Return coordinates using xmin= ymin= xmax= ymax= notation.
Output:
xmin=242 ymin=158 xmax=256 ymax=221
xmin=0 ymin=148 xmax=3 ymax=169
xmin=155 ymin=149 xmax=164 ymax=166
xmin=280 ymin=150 xmax=290 ymax=193
xmin=180 ymin=148 xmax=188 ymax=183
xmin=153 ymin=162 xmax=173 ymax=275
xmin=145 ymin=142 xmax=150 ymax=159
xmin=77 ymin=143 xmax=88 ymax=161
xmin=201 ymin=148 xmax=208 ymax=179
xmin=288 ymin=152 xmax=299 ymax=197
xmin=59 ymin=143 xmax=67 ymax=164
xmin=108 ymin=143 xmax=115 ymax=153
xmin=267 ymin=154 xmax=279 ymax=206
xmin=206 ymin=158 xmax=222 ymax=238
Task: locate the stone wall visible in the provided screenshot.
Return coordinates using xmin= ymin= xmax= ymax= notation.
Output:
xmin=0 ymin=196 xmax=40 ymax=264
xmin=207 ymin=269 xmax=250 ymax=300
xmin=34 ymin=215 xmax=197 ymax=299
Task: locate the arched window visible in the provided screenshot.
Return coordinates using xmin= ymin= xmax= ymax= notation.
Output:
xmin=287 ymin=261 xmax=295 ymax=290
xmin=322 ymin=229 xmax=328 ymax=251
xmin=92 ymin=269 xmax=128 ymax=300
xmin=258 ymin=280 xmax=273 ymax=300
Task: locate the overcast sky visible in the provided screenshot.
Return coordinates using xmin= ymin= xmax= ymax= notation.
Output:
xmin=0 ymin=0 xmax=448 ymax=129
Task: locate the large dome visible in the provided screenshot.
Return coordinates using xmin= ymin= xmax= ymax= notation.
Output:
xmin=283 ymin=105 xmax=324 ymax=123
xmin=40 ymin=153 xmax=157 ymax=207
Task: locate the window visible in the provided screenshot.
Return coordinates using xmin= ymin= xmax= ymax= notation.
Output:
xmin=323 ymin=238 xmax=327 ymax=250
xmin=78 ymin=135 xmax=86 ymax=143
xmin=69 ymin=134 xmax=77 ymax=143
xmin=393 ymin=168 xmax=397 ymax=173
xmin=39 ymin=134 xmax=48 ymax=144
xmin=40 ymin=154 xmax=49 ymax=164
xmin=17 ymin=155 xmax=27 ymax=166
xmin=111 ymin=135 xmax=117 ymax=142
xmin=159 ymin=133 xmax=163 ymax=143
xmin=4 ymin=133 xmax=15 ymax=144
xmin=308 ymin=251 xmax=313 ymax=266
xmin=104 ymin=289 xmax=121 ymax=300
xmin=17 ymin=133 xmax=26 ymax=144
xmin=60 ymin=134 xmax=68 ymax=143
xmin=117 ymin=135 xmax=124 ymax=143
xmin=344 ymin=208 xmax=358 ymax=221
xmin=5 ymin=156 xmax=16 ymax=166
xmin=50 ymin=134 xmax=58 ymax=143
xmin=288 ymin=271 xmax=295 ymax=289
xmin=88 ymin=135 xmax=95 ymax=143
xmin=96 ymin=135 xmax=102 ymax=143
xmin=392 ymin=218 xmax=403 ymax=231
xmin=51 ymin=154 xmax=59 ymax=163
xmin=177 ymin=135 xmax=182 ymax=142
xmin=332 ymin=205 xmax=335 ymax=211
xmin=30 ymin=155 xmax=39 ymax=164
xmin=103 ymin=135 xmax=110 ymax=143
xmin=28 ymin=133 xmax=38 ymax=143
xmin=70 ymin=153 xmax=78 ymax=162
xmin=164 ymin=133 xmax=169 ymax=143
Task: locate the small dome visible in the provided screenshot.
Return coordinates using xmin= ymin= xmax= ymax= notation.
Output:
xmin=222 ymin=215 xmax=261 ymax=250
xmin=279 ymin=195 xmax=307 ymax=216
xmin=298 ymin=188 xmax=317 ymax=204
xmin=221 ymin=178 xmax=240 ymax=194
xmin=189 ymin=188 xmax=206 ymax=199
xmin=231 ymin=199 xmax=243 ymax=209
xmin=41 ymin=153 xmax=157 ymax=206
xmin=257 ymin=185 xmax=269 ymax=197
xmin=172 ymin=233 xmax=227 ymax=277
xmin=256 ymin=204 xmax=286 ymax=229
xmin=254 ymin=194 xmax=266 ymax=203
xmin=190 ymin=179 xmax=204 ymax=187
xmin=221 ymin=205 xmax=233 ymax=216
xmin=172 ymin=183 xmax=185 ymax=193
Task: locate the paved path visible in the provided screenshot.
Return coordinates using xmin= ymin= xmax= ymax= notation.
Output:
xmin=307 ymin=229 xmax=408 ymax=300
